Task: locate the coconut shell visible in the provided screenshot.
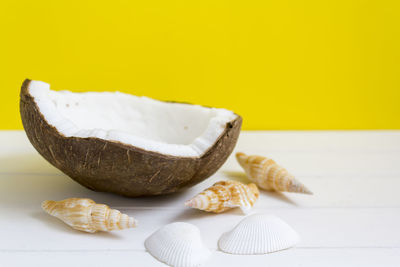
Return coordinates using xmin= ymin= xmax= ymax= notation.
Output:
xmin=19 ymin=79 xmax=242 ymax=197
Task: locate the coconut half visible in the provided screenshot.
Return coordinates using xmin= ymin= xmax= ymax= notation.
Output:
xmin=20 ymin=79 xmax=242 ymax=196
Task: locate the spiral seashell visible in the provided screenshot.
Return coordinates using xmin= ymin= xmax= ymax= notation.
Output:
xmin=236 ymin=152 xmax=312 ymax=194
xmin=185 ymin=180 xmax=259 ymax=213
xmin=41 ymin=198 xmax=137 ymax=233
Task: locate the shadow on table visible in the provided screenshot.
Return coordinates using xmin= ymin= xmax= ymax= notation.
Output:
xmin=170 ymin=206 xmax=245 ymax=223
xmin=2 ymin=154 xmax=299 ymax=236
xmin=0 ymin=153 xmax=189 ymax=208
xmin=0 ymin=154 xmax=188 ymax=235
xmin=0 ymin=154 xmax=59 ymax=175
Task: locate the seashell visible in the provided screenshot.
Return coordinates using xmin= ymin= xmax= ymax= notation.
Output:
xmin=145 ymin=222 xmax=211 ymax=267
xmin=184 ymin=180 xmax=259 ymax=213
xmin=218 ymin=213 xmax=300 ymax=254
xmin=41 ymin=198 xmax=137 ymax=233
xmin=236 ymin=152 xmax=312 ymax=194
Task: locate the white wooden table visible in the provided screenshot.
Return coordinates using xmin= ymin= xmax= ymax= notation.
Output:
xmin=1 ymin=131 xmax=399 ymax=266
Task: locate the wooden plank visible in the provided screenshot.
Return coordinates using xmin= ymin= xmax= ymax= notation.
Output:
xmin=1 ymin=173 xmax=399 ymax=209
xmin=1 ymin=207 xmax=399 ymax=251
xmin=236 ymin=131 xmax=400 ymax=152
xmin=1 ymin=150 xmax=399 ymax=178
xmin=1 ymin=131 xmax=399 ymax=267
xmin=1 ymin=131 xmax=399 ymax=177
xmin=3 ymin=130 xmax=400 ymax=153
xmin=1 ymin=248 xmax=400 ymax=267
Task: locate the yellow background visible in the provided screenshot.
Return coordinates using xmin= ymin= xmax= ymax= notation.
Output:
xmin=1 ymin=0 xmax=399 ymax=130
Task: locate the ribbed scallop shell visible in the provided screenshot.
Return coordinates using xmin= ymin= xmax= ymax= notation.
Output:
xmin=185 ymin=180 xmax=259 ymax=213
xmin=42 ymin=198 xmax=137 ymax=233
xmin=145 ymin=222 xmax=211 ymax=267
xmin=218 ymin=214 xmax=300 ymax=254
xmin=236 ymin=152 xmax=312 ymax=194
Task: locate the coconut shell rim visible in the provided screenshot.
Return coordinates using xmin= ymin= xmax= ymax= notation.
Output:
xmin=20 ymin=78 xmax=242 ymax=160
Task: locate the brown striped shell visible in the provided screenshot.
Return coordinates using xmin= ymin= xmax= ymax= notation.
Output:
xmin=41 ymin=198 xmax=137 ymax=233
xmin=236 ymin=152 xmax=312 ymax=194
xmin=185 ymin=180 xmax=259 ymax=213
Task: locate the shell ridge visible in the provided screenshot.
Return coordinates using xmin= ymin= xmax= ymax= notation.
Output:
xmin=218 ymin=214 xmax=300 ymax=255
xmin=145 ymin=222 xmax=210 ymax=267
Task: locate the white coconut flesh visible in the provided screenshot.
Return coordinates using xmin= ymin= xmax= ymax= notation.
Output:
xmin=28 ymin=81 xmax=238 ymax=157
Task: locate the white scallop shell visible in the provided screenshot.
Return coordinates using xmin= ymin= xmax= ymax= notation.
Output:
xmin=145 ymin=222 xmax=211 ymax=267
xmin=218 ymin=214 xmax=300 ymax=254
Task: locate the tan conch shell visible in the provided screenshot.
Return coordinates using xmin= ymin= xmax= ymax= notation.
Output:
xmin=185 ymin=180 xmax=259 ymax=213
xmin=236 ymin=152 xmax=312 ymax=194
xmin=41 ymin=198 xmax=137 ymax=233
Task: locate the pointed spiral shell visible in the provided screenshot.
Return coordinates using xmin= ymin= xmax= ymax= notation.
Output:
xmin=236 ymin=152 xmax=312 ymax=194
xmin=185 ymin=180 xmax=259 ymax=213
xmin=41 ymin=198 xmax=137 ymax=233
